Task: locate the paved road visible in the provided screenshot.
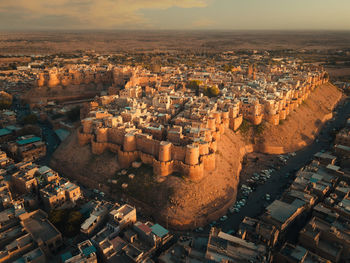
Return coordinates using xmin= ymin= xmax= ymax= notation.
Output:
xmin=209 ymin=97 xmax=350 ymax=233
xmin=36 ymin=121 xmax=61 ymax=165
xmin=11 ymin=97 xmax=61 ymax=166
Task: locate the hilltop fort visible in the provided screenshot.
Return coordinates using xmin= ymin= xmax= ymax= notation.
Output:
xmin=75 ymin=63 xmax=328 ymax=181
xmin=49 ymin=57 xmax=341 ymax=229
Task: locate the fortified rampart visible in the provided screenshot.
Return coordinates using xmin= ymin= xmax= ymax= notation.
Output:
xmin=51 ymin=64 xmax=334 ymax=231
xmin=85 ymin=96 xmax=300 ymax=175
xmin=76 ymin=71 xmax=329 ymax=182
xmin=251 ymin=74 xmax=328 ymax=126
xmin=37 ymin=68 xmax=114 ymax=88
xmin=77 ymin=107 xmax=242 ymax=181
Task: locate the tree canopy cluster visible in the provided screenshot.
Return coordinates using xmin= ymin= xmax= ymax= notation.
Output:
xmin=186 ymin=80 xmax=201 ymax=91
xmin=22 ymin=114 xmax=38 ymax=125
xmin=186 ymin=80 xmax=220 ymax=97
xmin=49 ymin=209 xmax=83 ymax=237
xmin=201 ymin=85 xmax=220 ymax=97
xmin=0 ymin=91 xmax=13 ymax=110
xmin=66 ymin=106 xmax=81 ymax=122
xmin=223 ymin=64 xmax=235 ymax=72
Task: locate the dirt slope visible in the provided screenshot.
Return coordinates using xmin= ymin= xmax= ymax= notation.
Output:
xmin=159 ymin=131 xmax=248 ymax=229
xmin=258 ymin=82 xmax=342 ymax=153
xmin=50 ymin=131 xmax=120 ymax=190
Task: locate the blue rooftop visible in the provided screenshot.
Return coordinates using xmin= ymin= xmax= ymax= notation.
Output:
xmin=2 ymin=111 xmax=15 ymax=116
xmin=147 ymin=126 xmax=161 ymax=130
xmin=0 ymin=129 xmax=11 ymax=136
xmin=61 ymin=252 xmax=73 ymax=262
xmin=151 ymin=224 xmax=169 ymax=238
xmin=16 ymin=137 xmax=41 ymax=145
xmin=37 ymin=166 xmax=51 ymax=174
xmin=55 ymin=129 xmax=70 ymax=142
xmin=310 ymin=178 xmax=318 ymax=183
xmin=5 ymin=125 xmax=20 ymax=131
xmin=82 ymin=245 xmax=96 ymax=257
xmin=0 ymin=128 xmax=11 ymax=137
xmin=13 ymin=258 xmax=26 ymax=263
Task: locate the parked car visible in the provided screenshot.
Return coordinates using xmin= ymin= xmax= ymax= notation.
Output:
xmin=227 ymin=229 xmax=236 ymax=235
xmin=220 ymin=215 xmax=228 ymax=221
xmin=210 ymin=221 xmax=217 ymax=227
xmin=195 ymin=227 xmax=204 ymax=232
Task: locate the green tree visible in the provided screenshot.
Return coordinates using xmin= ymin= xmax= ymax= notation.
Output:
xmin=223 ymin=64 xmax=234 ymax=72
xmin=0 ymin=91 xmax=12 ymax=109
xmin=22 ymin=114 xmax=38 ymax=125
xmin=66 ymin=106 xmax=81 ymax=122
xmin=186 ymin=80 xmax=200 ymax=90
xmin=208 ymin=86 xmax=220 ymax=97
xmin=49 ymin=209 xmax=66 ymax=226
xmin=68 ymin=211 xmax=82 ymax=225
xmin=49 ymin=209 xmax=83 ymax=238
xmin=186 ymin=80 xmax=201 ymax=96
xmin=66 ymin=211 xmax=83 ymax=237
xmin=201 ymin=85 xmax=220 ymax=98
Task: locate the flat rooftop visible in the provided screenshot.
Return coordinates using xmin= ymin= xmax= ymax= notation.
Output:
xmin=22 ymin=210 xmax=60 ymax=243
xmin=0 ymin=128 xmax=11 ymax=137
xmin=266 ymin=200 xmax=303 ymax=224
xmin=151 ymin=224 xmax=169 ymax=238
xmin=16 ymin=136 xmax=41 ymax=146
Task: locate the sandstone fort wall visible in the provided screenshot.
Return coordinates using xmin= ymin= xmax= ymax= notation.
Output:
xmin=77 ymin=76 xmax=329 ymax=182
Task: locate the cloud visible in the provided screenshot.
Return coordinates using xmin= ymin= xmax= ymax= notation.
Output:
xmin=191 ymin=18 xmax=217 ymax=28
xmin=0 ymin=0 xmax=210 ymax=29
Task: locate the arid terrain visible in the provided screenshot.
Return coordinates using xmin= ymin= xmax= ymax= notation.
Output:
xmin=1 ymin=31 xmax=350 ymax=54
xmin=50 ymin=82 xmax=342 ymax=230
xmin=1 ymin=0 xmax=350 ymax=260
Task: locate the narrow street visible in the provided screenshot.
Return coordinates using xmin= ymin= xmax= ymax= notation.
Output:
xmin=36 ymin=121 xmax=61 ymax=165
xmin=11 ymin=97 xmax=61 ymax=166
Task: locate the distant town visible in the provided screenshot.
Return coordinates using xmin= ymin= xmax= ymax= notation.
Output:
xmin=0 ymin=48 xmax=350 ymax=263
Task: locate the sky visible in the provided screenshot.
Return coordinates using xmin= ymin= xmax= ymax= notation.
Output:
xmin=0 ymin=0 xmax=349 ymax=30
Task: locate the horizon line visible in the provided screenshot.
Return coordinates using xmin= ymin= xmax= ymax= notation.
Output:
xmin=1 ymin=29 xmax=350 ymax=33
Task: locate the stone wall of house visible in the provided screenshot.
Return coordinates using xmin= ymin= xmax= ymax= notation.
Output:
xmin=77 ymin=128 xmax=92 ymax=146
xmin=230 ymin=115 xmax=243 ymax=131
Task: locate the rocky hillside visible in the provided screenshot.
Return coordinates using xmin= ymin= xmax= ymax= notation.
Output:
xmin=257 ymin=82 xmax=342 ymax=153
